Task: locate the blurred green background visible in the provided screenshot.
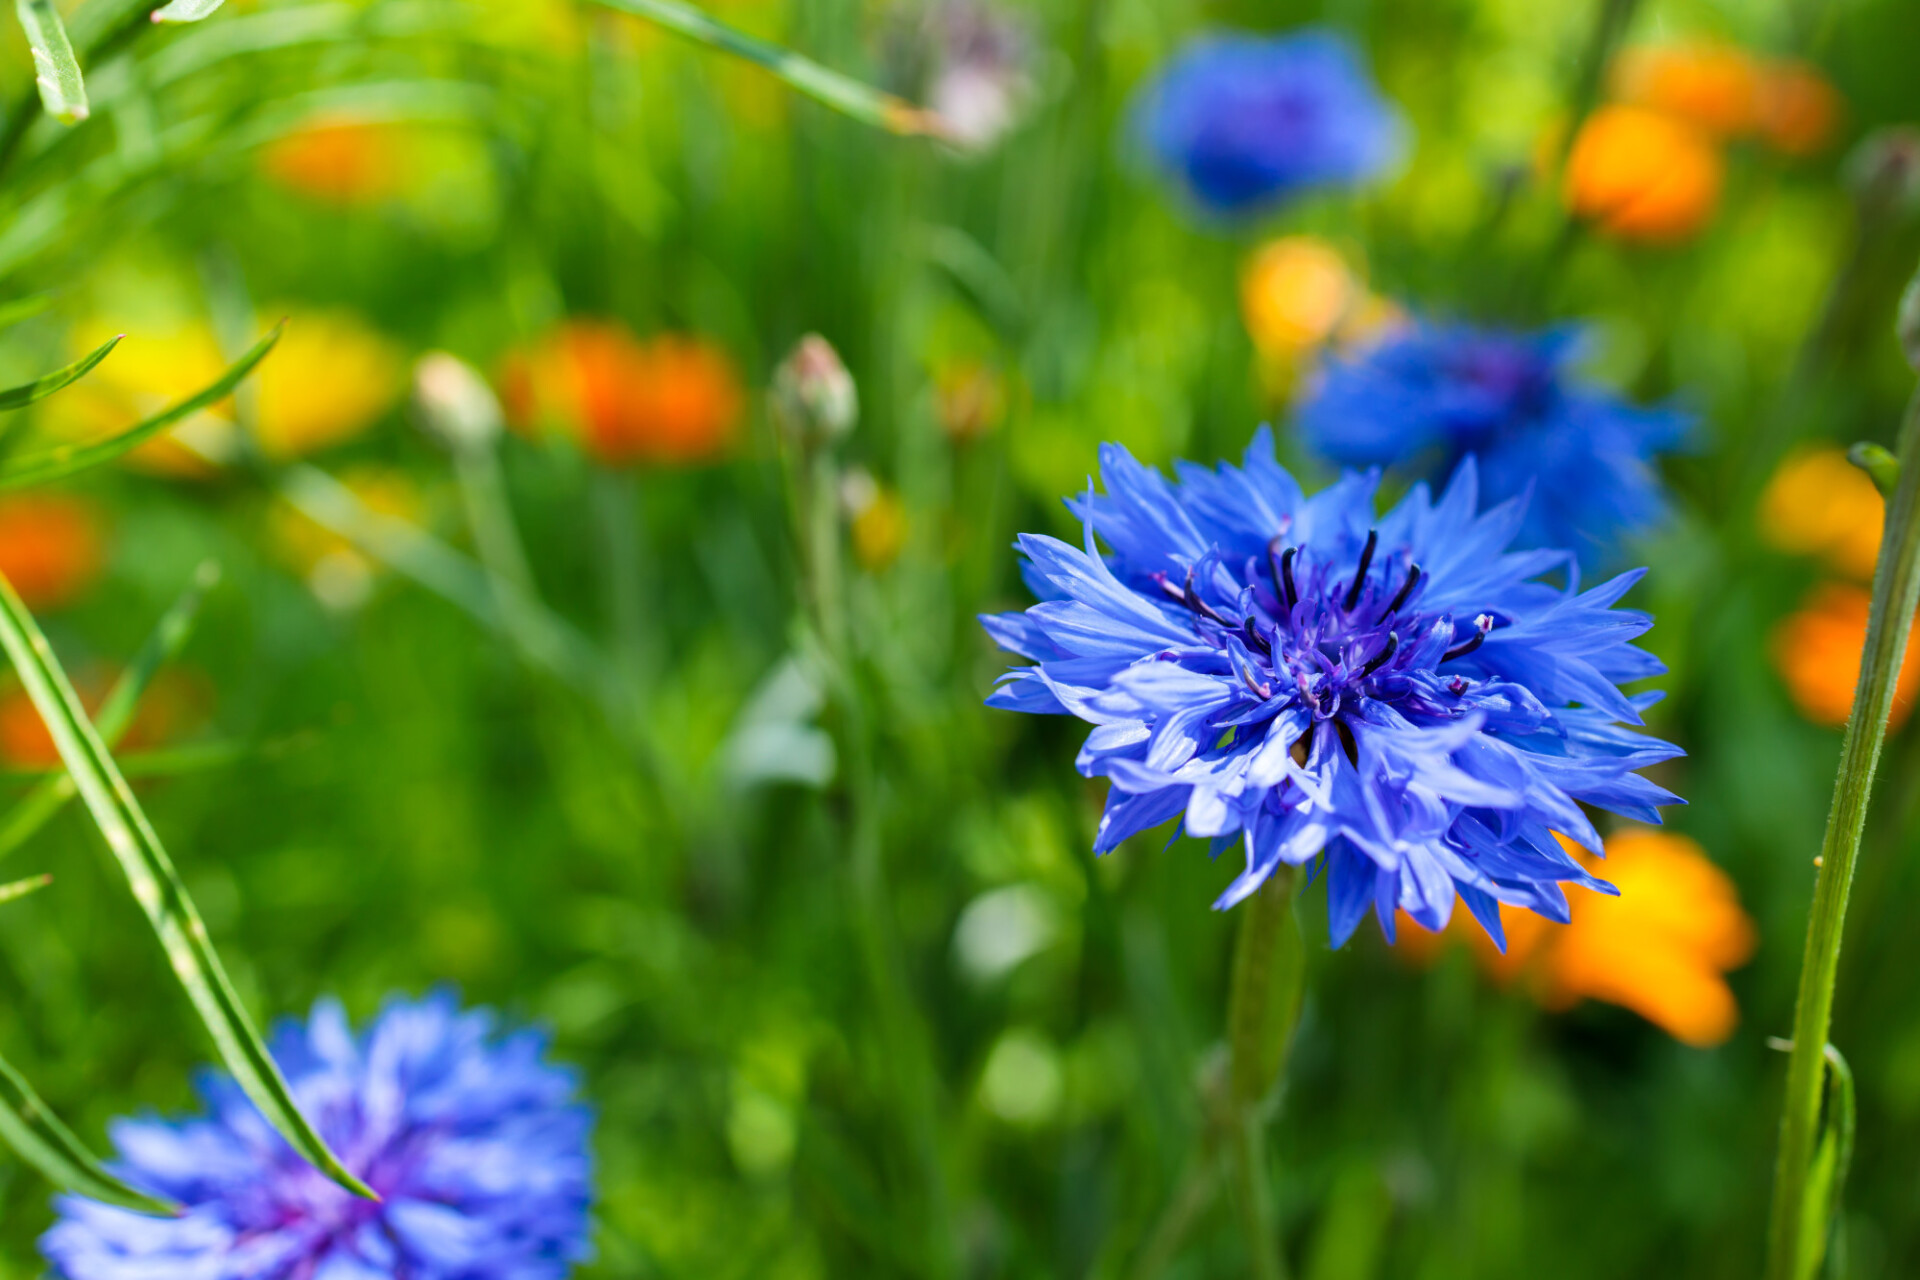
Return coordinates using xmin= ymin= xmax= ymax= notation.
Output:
xmin=0 ymin=0 xmax=1918 ymax=1275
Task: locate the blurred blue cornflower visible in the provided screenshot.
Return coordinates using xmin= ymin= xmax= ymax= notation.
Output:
xmin=1297 ymin=322 xmax=1691 ymax=563
xmin=42 ymin=991 xmax=593 ymax=1280
xmin=1131 ymin=29 xmax=1403 ymax=217
xmin=980 ymin=430 xmax=1683 ymax=948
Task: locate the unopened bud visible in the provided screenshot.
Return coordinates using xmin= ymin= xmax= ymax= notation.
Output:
xmin=413 ymin=352 xmax=503 ymax=453
xmin=1900 ymin=271 xmax=1920 ymax=374
xmin=771 ymin=334 xmax=857 ymax=446
xmin=1845 ymin=127 xmax=1920 ymax=214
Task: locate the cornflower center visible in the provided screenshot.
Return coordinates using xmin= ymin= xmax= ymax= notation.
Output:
xmin=1152 ymin=528 xmax=1495 ymax=722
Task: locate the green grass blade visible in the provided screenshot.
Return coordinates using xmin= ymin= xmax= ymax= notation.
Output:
xmin=0 ymin=323 xmax=279 ymax=490
xmin=589 ymin=0 xmax=950 ymax=138
xmin=15 ymin=0 xmax=89 ymax=124
xmin=0 ymin=1046 xmax=175 ymax=1215
xmin=0 ymin=561 xmax=220 ymax=864
xmin=149 ymin=0 xmax=223 ymax=21
xmin=0 ymin=335 xmax=119 ymax=412
xmin=0 ymin=871 xmax=51 ymax=903
xmin=0 ymin=572 xmax=376 ymax=1201
xmin=0 ymin=295 xmax=53 ymax=333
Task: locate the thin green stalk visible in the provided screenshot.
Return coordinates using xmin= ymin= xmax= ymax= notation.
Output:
xmin=1766 ymin=383 xmax=1920 ymax=1279
xmin=1223 ymin=866 xmax=1305 ymax=1280
xmin=587 ymin=0 xmax=951 ymax=139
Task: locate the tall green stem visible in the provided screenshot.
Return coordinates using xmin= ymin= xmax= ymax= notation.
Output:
xmin=1766 ymin=383 xmax=1920 ymax=1279
xmin=1224 ymin=865 xmax=1306 ymax=1280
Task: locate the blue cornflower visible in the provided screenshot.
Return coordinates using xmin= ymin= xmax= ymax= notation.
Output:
xmin=42 ymin=991 xmax=594 ymax=1280
xmin=1296 ymin=322 xmax=1690 ymax=563
xmin=1131 ymin=29 xmax=1403 ymax=217
xmin=980 ymin=429 xmax=1683 ymax=948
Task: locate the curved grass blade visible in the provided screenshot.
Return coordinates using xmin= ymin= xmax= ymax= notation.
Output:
xmin=0 ymin=871 xmax=50 ymax=902
xmin=0 ymin=572 xmax=375 ymax=1200
xmin=0 ymin=323 xmax=279 ymax=490
xmin=150 ymin=0 xmax=223 ymax=21
xmin=0 ymin=1047 xmax=174 ymax=1215
xmin=0 ymin=335 xmax=119 ymax=413
xmin=0 ymin=561 xmax=219 ymax=864
xmin=15 ymin=0 xmax=89 ymax=123
xmin=590 ymin=0 xmax=951 ymax=138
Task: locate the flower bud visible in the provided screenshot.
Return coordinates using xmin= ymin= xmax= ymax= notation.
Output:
xmin=771 ymin=334 xmax=857 ymax=447
xmin=412 ymin=351 xmax=503 ymax=453
xmin=1844 ymin=126 xmax=1920 ymax=215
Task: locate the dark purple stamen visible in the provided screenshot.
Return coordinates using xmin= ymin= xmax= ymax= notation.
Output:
xmin=1343 ymin=529 xmax=1378 ymax=612
xmin=1387 ymin=563 xmax=1422 ymax=615
xmin=1442 ymin=613 xmax=1495 ymax=663
xmin=1356 ymin=632 xmax=1399 ymax=679
xmin=1242 ymin=616 xmax=1272 ymax=658
xmin=1275 ymin=543 xmax=1299 ymax=612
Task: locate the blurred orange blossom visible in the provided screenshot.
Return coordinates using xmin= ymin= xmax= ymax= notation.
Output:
xmin=1564 ymin=104 xmax=1724 ymax=243
xmin=500 ymin=321 xmax=743 ymax=467
xmin=1400 ymin=829 xmax=1755 ymax=1047
xmin=1760 ymin=445 xmax=1883 ymax=581
xmin=1771 ymin=582 xmax=1920 ymax=728
xmin=0 ymin=494 xmax=106 ymax=611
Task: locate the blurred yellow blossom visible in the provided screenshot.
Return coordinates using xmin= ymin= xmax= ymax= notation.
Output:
xmin=43 ymin=320 xmax=238 ymax=476
xmin=1760 ymin=445 xmax=1882 ymax=580
xmin=1564 ymin=104 xmax=1723 ymax=243
xmin=1771 ymin=582 xmax=1920 ymax=728
xmin=1239 ymin=236 xmax=1357 ymax=357
xmin=254 ymin=310 xmax=405 ymax=459
xmin=1401 ymin=829 xmax=1755 ymax=1047
xmin=933 ymin=359 xmax=1007 ymax=444
xmin=501 ymin=321 xmax=743 ymax=468
xmin=0 ymin=494 xmax=106 ymax=610
xmin=840 ymin=469 xmax=906 ymax=571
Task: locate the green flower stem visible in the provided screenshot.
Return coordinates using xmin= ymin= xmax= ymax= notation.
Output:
xmin=1225 ymin=864 xmax=1307 ymax=1280
xmin=1766 ymin=384 xmax=1920 ymax=1279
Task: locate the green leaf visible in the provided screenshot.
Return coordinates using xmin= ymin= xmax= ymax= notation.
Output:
xmin=1849 ymin=441 xmax=1900 ymax=501
xmin=0 ymin=871 xmax=50 ymax=903
xmin=0 ymin=295 xmax=53 ymax=333
xmin=14 ymin=0 xmax=89 ymax=124
xmin=149 ymin=0 xmax=223 ymax=21
xmin=588 ymin=0 xmax=950 ymax=138
xmin=0 ymin=334 xmax=118 ymax=413
xmin=1794 ymin=1045 xmax=1857 ymax=1280
xmin=0 ymin=1046 xmax=175 ymax=1215
xmin=0 ymin=323 xmax=279 ymax=491
xmin=0 ymin=572 xmax=376 ymax=1201
xmin=0 ymin=561 xmax=219 ymax=864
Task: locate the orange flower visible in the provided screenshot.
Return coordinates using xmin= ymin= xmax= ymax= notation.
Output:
xmin=1239 ymin=236 xmax=1356 ymax=357
xmin=1565 ymin=105 xmax=1724 ymax=243
xmin=501 ymin=322 xmax=742 ymax=467
xmin=0 ymin=668 xmax=206 ymax=770
xmin=1402 ymin=830 xmax=1756 ymax=1047
xmin=0 ymin=494 xmax=106 ymax=610
xmin=261 ymin=119 xmax=407 ymax=204
xmin=1610 ymin=44 xmax=1762 ymax=138
xmin=1756 ymin=61 xmax=1842 ymax=156
xmin=1759 ymin=446 xmax=1882 ymax=580
xmin=1771 ymin=583 xmax=1920 ymax=728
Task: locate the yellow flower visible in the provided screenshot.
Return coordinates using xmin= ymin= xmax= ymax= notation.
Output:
xmin=40 ymin=320 xmax=238 ymax=477
xmin=1401 ymin=830 xmax=1756 ymax=1047
xmin=840 ymin=469 xmax=906 ymax=571
xmin=933 ymin=359 xmax=1007 ymax=444
xmin=1760 ymin=446 xmax=1882 ymax=580
xmin=253 ymin=310 xmax=405 ymax=459
xmin=1239 ymin=236 xmax=1357 ymax=357
xmin=1771 ymin=582 xmax=1920 ymax=728
xmin=1564 ymin=105 xmax=1724 ymax=244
